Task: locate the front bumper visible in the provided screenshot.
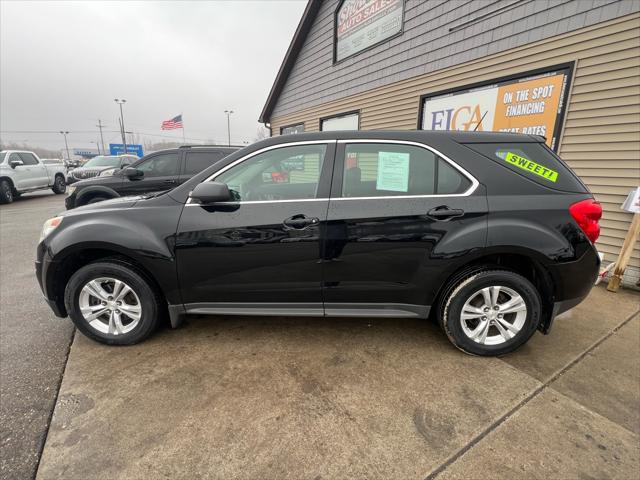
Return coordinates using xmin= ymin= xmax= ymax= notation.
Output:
xmin=35 ymin=243 xmax=66 ymax=318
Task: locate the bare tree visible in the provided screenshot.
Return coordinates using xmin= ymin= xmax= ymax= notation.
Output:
xmin=253 ymin=125 xmax=270 ymax=142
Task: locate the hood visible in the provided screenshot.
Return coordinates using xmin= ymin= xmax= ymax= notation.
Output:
xmin=71 ymin=174 xmax=121 ymax=188
xmin=62 ymin=195 xmax=142 ymax=217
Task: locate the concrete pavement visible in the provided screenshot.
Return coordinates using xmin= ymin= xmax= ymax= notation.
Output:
xmin=0 ymin=192 xmax=74 ymax=480
xmin=36 ymin=284 xmax=639 ymax=479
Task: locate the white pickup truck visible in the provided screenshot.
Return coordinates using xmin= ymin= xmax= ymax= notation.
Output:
xmin=0 ymin=150 xmax=67 ymax=203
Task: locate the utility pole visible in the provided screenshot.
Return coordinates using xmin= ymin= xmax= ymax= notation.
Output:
xmin=59 ymin=131 xmax=71 ymax=160
xmin=96 ymin=119 xmax=106 ymax=154
xmin=114 ymin=99 xmax=127 ymax=154
xmin=224 ymin=110 xmax=234 ymax=147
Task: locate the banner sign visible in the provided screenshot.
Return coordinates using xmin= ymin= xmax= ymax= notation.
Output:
xmin=336 ymin=0 xmax=404 ymax=62
xmin=109 ymin=143 xmax=143 ymax=157
xmin=420 ymin=67 xmax=572 ymax=150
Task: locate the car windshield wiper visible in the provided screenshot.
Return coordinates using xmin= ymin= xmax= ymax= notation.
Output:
xmin=142 ymin=189 xmax=171 ymax=199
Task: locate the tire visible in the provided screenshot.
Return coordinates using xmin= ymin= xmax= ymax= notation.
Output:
xmin=64 ymin=261 xmax=162 ymax=345
xmin=52 ymin=175 xmax=66 ymax=194
xmin=86 ymin=195 xmax=108 ymax=205
xmin=439 ymin=269 xmax=541 ymax=356
xmin=0 ymin=180 xmax=13 ymax=204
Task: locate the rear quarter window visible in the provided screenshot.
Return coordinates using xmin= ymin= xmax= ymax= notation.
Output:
xmin=463 ymin=142 xmax=587 ymax=193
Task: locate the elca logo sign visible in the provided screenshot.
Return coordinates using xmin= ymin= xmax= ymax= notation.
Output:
xmin=428 ymin=104 xmax=487 ymax=131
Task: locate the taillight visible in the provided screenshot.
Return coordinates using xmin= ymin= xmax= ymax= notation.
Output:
xmin=569 ymin=199 xmax=602 ymax=243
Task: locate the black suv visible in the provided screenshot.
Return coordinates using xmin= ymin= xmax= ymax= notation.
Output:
xmin=65 ymin=146 xmax=238 ymax=209
xmin=37 ymin=132 xmax=601 ymax=355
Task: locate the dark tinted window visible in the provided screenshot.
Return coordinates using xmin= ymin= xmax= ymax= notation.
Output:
xmin=18 ymin=152 xmax=38 ymax=165
xmin=463 ymin=142 xmax=587 ymax=192
xmin=137 ymin=153 xmax=179 ymax=178
xmin=184 ymin=151 xmax=228 ymax=175
xmin=437 ymin=158 xmax=472 ymax=194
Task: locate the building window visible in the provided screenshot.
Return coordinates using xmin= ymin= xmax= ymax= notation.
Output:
xmin=280 ymin=123 xmax=305 ymax=135
xmin=419 ymin=64 xmax=573 ymax=152
xmin=335 ymin=0 xmax=405 ymax=63
xmin=321 ymin=111 xmax=359 ymax=131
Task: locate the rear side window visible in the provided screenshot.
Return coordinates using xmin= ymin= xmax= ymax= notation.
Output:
xmin=341 ymin=143 xmax=471 ymax=197
xmin=183 ymin=152 xmax=228 ymax=175
xmin=463 ymin=142 xmax=587 ymax=192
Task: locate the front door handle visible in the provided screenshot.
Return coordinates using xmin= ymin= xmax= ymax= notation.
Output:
xmin=427 ymin=206 xmax=465 ymax=220
xmin=163 ymin=179 xmax=176 ymax=184
xmin=283 ymin=214 xmax=320 ymax=229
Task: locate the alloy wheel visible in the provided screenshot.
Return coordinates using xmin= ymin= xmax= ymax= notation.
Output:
xmin=459 ymin=285 xmax=527 ymax=345
xmin=78 ymin=277 xmax=142 ymax=335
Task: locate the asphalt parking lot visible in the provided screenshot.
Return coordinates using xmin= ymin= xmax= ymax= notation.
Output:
xmin=1 ymin=192 xmax=639 ymax=480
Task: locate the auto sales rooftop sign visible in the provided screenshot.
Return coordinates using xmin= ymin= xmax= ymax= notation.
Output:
xmin=421 ymin=67 xmax=572 ymax=151
xmin=336 ymin=0 xmax=404 ymax=62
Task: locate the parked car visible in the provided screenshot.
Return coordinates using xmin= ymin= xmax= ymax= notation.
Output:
xmin=0 ymin=150 xmax=67 ymax=203
xmin=36 ymin=131 xmax=601 ymax=355
xmin=65 ymin=146 xmax=239 ymax=209
xmin=66 ymin=154 xmax=139 ymax=184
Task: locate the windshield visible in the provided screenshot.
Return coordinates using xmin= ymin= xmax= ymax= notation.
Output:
xmin=83 ymin=156 xmax=122 ymax=168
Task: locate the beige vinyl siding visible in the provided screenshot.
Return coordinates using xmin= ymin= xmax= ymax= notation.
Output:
xmin=270 ymin=13 xmax=640 ymax=268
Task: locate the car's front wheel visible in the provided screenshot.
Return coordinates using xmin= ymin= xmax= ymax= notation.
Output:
xmin=64 ymin=261 xmax=162 ymax=345
xmin=52 ymin=175 xmax=66 ymax=194
xmin=439 ymin=269 xmax=541 ymax=356
xmin=0 ymin=180 xmax=14 ymax=204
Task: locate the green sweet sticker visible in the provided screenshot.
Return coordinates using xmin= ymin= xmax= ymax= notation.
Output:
xmin=503 ymin=152 xmax=558 ymax=182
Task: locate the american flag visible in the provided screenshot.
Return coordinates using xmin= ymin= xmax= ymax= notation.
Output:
xmin=161 ymin=114 xmax=183 ymax=130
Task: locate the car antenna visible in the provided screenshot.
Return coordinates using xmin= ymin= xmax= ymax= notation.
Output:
xmin=473 ymin=111 xmax=488 ymax=131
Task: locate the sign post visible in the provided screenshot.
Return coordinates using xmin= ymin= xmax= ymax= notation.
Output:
xmin=607 ymin=187 xmax=640 ymax=292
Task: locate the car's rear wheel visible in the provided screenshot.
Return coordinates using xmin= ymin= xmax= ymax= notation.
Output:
xmin=52 ymin=175 xmax=66 ymax=194
xmin=64 ymin=261 xmax=161 ymax=345
xmin=0 ymin=180 xmax=14 ymax=204
xmin=439 ymin=269 xmax=541 ymax=356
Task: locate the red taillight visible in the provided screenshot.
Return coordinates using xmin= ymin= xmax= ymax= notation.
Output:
xmin=569 ymin=199 xmax=602 ymax=243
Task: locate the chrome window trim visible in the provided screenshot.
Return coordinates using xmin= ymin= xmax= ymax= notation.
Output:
xmin=187 ymin=138 xmax=479 ymax=205
xmin=336 ymin=139 xmax=479 ymax=198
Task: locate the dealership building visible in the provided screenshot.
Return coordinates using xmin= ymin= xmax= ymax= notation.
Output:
xmin=260 ymin=0 xmax=640 ymax=281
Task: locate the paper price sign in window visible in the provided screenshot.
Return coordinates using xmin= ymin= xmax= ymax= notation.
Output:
xmin=376 ymin=151 xmax=410 ymax=192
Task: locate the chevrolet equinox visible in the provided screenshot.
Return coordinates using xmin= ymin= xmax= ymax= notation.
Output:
xmin=36 ymin=131 xmax=601 ymax=355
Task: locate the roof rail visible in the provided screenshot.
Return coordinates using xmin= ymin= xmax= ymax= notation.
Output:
xmin=178 ymin=144 xmax=245 ymax=149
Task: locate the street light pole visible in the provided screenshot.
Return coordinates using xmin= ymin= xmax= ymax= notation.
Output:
xmin=114 ymin=99 xmax=127 ymax=154
xmin=224 ymin=110 xmax=234 ymax=147
xmin=96 ymin=119 xmax=106 ymax=154
xmin=59 ymin=131 xmax=70 ymax=161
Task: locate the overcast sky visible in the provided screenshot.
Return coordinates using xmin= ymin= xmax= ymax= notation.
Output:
xmin=0 ymin=0 xmax=306 ymax=152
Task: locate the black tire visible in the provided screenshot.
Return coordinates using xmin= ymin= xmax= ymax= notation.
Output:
xmin=86 ymin=195 xmax=108 ymax=205
xmin=64 ymin=261 xmax=162 ymax=345
xmin=439 ymin=269 xmax=541 ymax=356
xmin=52 ymin=175 xmax=66 ymax=194
xmin=0 ymin=180 xmax=14 ymax=204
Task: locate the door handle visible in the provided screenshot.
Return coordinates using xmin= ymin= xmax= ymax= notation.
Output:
xmin=283 ymin=214 xmax=320 ymax=229
xmin=427 ymin=206 xmax=465 ymax=220
xmin=163 ymin=179 xmax=176 ymax=184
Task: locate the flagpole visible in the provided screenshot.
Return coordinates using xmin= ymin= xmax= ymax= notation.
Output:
xmin=182 ymin=113 xmax=186 ymax=145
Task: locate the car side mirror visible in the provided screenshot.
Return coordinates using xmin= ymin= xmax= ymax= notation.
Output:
xmin=190 ymin=182 xmax=232 ymax=203
xmin=9 ymin=160 xmax=23 ymax=169
xmin=122 ymin=167 xmax=143 ymax=179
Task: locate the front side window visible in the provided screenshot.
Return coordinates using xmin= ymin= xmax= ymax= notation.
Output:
xmin=215 ymin=144 xmax=326 ymax=202
xmin=341 ymin=143 xmax=471 ymax=197
xmin=136 ymin=153 xmax=179 ymax=177
xmin=18 ymin=152 xmax=38 ymax=165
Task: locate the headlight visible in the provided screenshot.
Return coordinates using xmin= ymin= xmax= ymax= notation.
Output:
xmin=40 ymin=216 xmax=63 ymax=242
xmin=99 ymin=168 xmax=117 ymax=177
xmin=66 ymin=186 xmax=76 ymax=196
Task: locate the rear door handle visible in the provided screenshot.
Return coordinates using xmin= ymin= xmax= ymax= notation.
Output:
xmin=427 ymin=206 xmax=465 ymax=220
xmin=283 ymin=214 xmax=320 ymax=229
